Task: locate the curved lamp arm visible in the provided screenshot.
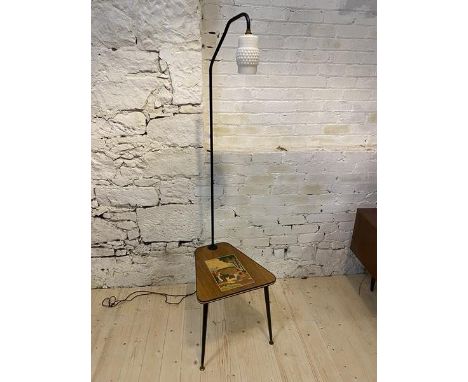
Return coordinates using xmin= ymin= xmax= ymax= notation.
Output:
xmin=208 ymin=12 xmax=252 ymax=250
xmin=209 ymin=13 xmax=251 ymax=73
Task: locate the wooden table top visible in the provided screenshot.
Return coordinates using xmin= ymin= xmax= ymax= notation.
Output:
xmin=195 ymin=242 xmax=276 ymax=304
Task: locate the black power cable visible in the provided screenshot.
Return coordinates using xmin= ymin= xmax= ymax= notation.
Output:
xmin=101 ymin=289 xmax=196 ymax=308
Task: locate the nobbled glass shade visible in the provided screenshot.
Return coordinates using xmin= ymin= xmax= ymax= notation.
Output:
xmin=236 ymin=34 xmax=259 ymax=74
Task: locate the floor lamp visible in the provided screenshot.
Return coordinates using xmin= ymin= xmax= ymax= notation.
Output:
xmin=194 ymin=13 xmax=276 ymax=371
xmin=207 ymin=12 xmax=259 ymax=250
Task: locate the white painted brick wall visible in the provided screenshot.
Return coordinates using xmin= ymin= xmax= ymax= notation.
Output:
xmin=91 ymin=0 xmax=377 ymax=288
xmin=202 ymin=0 xmax=376 ymax=151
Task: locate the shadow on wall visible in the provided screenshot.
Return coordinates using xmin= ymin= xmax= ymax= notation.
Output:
xmin=340 ymin=0 xmax=377 ymax=15
xmin=92 ymin=145 xmax=376 ymax=288
xmin=206 ymin=149 xmax=376 ymax=278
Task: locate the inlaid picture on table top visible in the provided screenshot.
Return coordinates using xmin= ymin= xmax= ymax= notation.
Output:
xmin=205 ymin=254 xmax=255 ymax=292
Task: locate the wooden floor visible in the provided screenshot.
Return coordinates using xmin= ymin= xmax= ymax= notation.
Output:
xmin=92 ymin=275 xmax=376 ymax=382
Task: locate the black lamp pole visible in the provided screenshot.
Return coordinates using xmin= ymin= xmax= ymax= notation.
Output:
xmin=208 ymin=13 xmax=252 ymax=251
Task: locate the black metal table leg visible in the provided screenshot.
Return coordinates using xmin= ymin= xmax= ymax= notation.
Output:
xmin=264 ymin=286 xmax=274 ymax=345
xmin=370 ymin=277 xmax=376 ymax=291
xmin=200 ymin=303 xmax=209 ymax=371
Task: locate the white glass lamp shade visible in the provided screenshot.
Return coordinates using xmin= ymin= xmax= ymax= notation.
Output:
xmin=236 ymin=34 xmax=259 ymax=74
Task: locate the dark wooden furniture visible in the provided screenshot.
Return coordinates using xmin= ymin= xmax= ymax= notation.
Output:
xmin=350 ymin=208 xmax=377 ymax=291
xmin=195 ymin=242 xmax=276 ymax=370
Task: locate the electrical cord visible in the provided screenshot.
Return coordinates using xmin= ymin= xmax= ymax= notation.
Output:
xmin=101 ymin=289 xmax=196 ymax=308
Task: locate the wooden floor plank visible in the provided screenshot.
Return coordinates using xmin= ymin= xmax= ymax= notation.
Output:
xmin=334 ymin=277 xmax=376 ymax=337
xmin=91 ymin=276 xmax=377 ymax=382
xmin=91 ymin=288 xmax=116 ymax=350
xmin=180 ymin=283 xmax=201 ymax=382
xmin=322 ymin=277 xmax=376 ymax=382
xmin=288 ymin=277 xmax=376 ymax=382
xmin=92 ymin=288 xmax=142 ymax=382
xmin=200 ymin=299 xmax=234 ymax=382
xmin=223 ymin=290 xmax=283 ymax=382
xmin=159 ymin=284 xmax=187 ymax=381
xmin=248 ymin=286 xmax=288 ymax=382
xmin=118 ymin=288 xmax=168 ymax=381
xmin=137 ymin=286 xmax=174 ymax=382
xmin=280 ymin=279 xmax=344 ymax=382
xmin=92 ymin=288 xmax=127 ymax=379
xmin=329 ymin=276 xmax=377 ymax=381
xmin=115 ymin=292 xmax=148 ymax=381
xmin=269 ymin=281 xmax=321 ymax=382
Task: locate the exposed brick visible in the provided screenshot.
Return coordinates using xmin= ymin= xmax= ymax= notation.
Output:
xmin=91 ymin=0 xmax=376 ymax=288
xmin=270 ymin=235 xmax=298 ymax=245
